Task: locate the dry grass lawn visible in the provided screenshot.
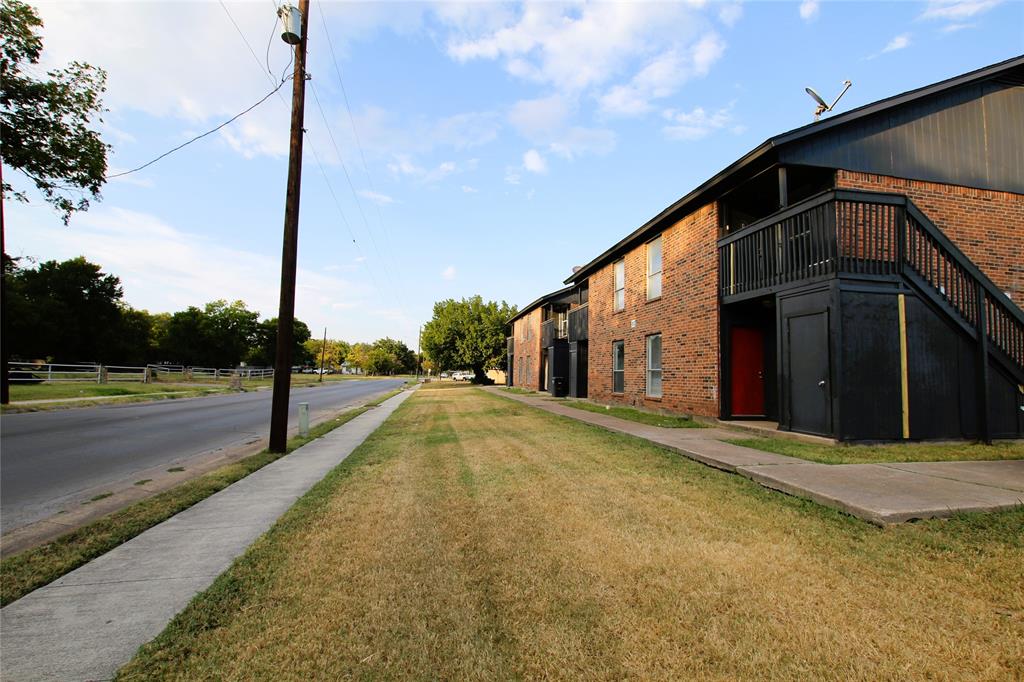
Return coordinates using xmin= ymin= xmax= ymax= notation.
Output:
xmin=121 ymin=387 xmax=1024 ymax=680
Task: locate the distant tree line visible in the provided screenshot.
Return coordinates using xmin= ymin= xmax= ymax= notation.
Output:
xmin=4 ymin=256 xmax=416 ymax=373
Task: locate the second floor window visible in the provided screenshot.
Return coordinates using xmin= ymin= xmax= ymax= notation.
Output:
xmin=647 ymin=235 xmax=662 ymax=300
xmin=614 ymin=259 xmax=625 ymax=311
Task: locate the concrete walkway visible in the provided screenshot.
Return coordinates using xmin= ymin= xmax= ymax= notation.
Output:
xmin=0 ymin=388 xmax=414 ymax=682
xmin=487 ymin=389 xmax=1024 ymax=526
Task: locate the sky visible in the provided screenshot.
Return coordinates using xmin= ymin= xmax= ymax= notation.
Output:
xmin=5 ymin=0 xmax=1022 ymax=349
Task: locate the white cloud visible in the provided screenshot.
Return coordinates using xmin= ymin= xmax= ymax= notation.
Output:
xmin=548 ymin=128 xmax=617 ymax=160
xmin=881 ymin=33 xmax=912 ymax=53
xmin=441 ymin=265 xmax=456 ymax=280
xmin=6 ymin=206 xmax=369 ymax=327
xmin=920 ymin=0 xmax=1002 ymax=20
xmin=357 ymin=190 xmax=395 ymax=206
xmin=718 ymin=3 xmax=744 ymax=27
xmin=598 ymin=34 xmax=726 ymax=117
xmin=508 ymin=94 xmax=573 ymax=139
xmin=662 ymin=104 xmax=736 ymax=141
xmin=445 ymin=3 xmax=708 ymax=92
xmin=799 ymin=0 xmax=820 ymax=21
xmin=505 ymin=169 xmax=522 ymax=185
xmin=346 ymin=108 xmax=501 ymax=166
xmin=461 ymin=185 xmax=479 ymax=193
xmin=523 ymin=149 xmax=548 ymax=174
xmin=386 ymin=156 xmax=462 ymax=184
xmin=940 ymin=22 xmax=976 ymax=32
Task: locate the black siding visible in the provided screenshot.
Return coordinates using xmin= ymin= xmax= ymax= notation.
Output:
xmin=780 ymin=78 xmax=1024 ymax=193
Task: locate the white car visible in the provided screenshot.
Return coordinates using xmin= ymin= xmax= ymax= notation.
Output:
xmin=451 ymin=371 xmax=474 ymax=382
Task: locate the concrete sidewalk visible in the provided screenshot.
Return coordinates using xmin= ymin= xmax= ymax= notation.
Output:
xmin=487 ymin=388 xmax=1024 ymax=526
xmin=0 ymin=388 xmax=415 ymax=682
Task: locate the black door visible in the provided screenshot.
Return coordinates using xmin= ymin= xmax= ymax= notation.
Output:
xmin=788 ymin=312 xmax=832 ymax=436
xmin=578 ymin=341 xmax=588 ymax=398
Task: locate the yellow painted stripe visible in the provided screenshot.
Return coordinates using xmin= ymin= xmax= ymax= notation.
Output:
xmin=898 ymin=294 xmax=910 ymax=439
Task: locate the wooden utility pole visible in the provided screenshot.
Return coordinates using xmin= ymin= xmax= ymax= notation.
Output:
xmin=269 ymin=0 xmax=310 ymax=453
xmin=318 ymin=327 xmax=327 ymax=383
xmin=1 ymin=161 xmax=8 ymax=405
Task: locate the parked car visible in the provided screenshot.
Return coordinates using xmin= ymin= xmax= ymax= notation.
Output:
xmin=452 ymin=371 xmax=474 ymax=382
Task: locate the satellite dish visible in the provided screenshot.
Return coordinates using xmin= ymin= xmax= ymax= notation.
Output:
xmin=805 ymin=80 xmax=852 ymax=121
xmin=805 ymin=87 xmax=828 ymax=108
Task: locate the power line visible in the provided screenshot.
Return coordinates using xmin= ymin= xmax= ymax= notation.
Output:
xmin=218 ymin=1 xmax=392 ymax=303
xmin=106 ymin=78 xmax=289 ymax=178
xmin=308 ymin=81 xmax=411 ymax=314
xmin=317 ymin=5 xmax=401 ymax=269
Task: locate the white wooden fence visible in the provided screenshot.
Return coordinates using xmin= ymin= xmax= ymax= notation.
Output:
xmin=8 ymin=362 xmax=275 ymax=384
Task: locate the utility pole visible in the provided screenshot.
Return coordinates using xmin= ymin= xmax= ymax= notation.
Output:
xmin=416 ymin=325 xmax=422 ymax=380
xmin=268 ymin=0 xmax=310 ymax=453
xmin=318 ymin=327 xmax=327 ymax=383
xmin=1 ymin=161 xmax=8 ymax=405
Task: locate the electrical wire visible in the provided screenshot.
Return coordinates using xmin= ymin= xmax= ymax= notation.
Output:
xmin=317 ymin=5 xmax=401 ymax=269
xmin=308 ymin=81 xmax=411 ymax=314
xmin=218 ymin=0 xmax=389 ymax=300
xmin=106 ymin=78 xmax=290 ymax=178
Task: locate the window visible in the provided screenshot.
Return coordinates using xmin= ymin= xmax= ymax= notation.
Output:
xmin=647 ymin=235 xmax=662 ymax=300
xmin=612 ymin=341 xmax=625 ymax=393
xmin=613 ymin=259 xmax=625 ymax=311
xmin=646 ymin=334 xmax=662 ymax=397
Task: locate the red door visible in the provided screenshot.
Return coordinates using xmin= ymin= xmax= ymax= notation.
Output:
xmin=731 ymin=326 xmax=765 ymax=416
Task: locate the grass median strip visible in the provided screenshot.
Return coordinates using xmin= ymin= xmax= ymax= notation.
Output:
xmin=0 ymin=393 xmax=399 ymax=607
xmin=562 ymin=399 xmax=706 ymax=428
xmin=727 ymin=436 xmax=1024 ymax=465
xmin=118 ymin=387 xmax=1022 ymax=680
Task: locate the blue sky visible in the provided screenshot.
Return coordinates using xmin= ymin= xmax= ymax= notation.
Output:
xmin=6 ymin=0 xmax=1022 ymax=349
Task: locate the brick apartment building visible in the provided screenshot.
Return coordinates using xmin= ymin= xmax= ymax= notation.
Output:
xmin=509 ymin=56 xmax=1023 ymax=441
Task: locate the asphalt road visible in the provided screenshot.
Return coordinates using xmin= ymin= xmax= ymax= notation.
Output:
xmin=0 ymin=379 xmax=404 ymax=533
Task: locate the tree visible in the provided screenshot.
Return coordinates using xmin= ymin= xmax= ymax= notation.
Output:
xmin=201 ymin=300 xmax=259 ymax=368
xmin=422 ymin=296 xmax=516 ymax=383
xmin=5 ymin=256 xmax=125 ymax=362
xmin=248 ymin=317 xmax=313 ymax=368
xmin=346 ymin=342 xmax=371 ymax=373
xmin=1 ymin=0 xmax=109 ymax=222
xmin=1 ymin=0 xmax=109 ymax=402
xmin=365 ymin=337 xmax=415 ymax=375
xmin=303 ymin=337 xmax=349 ymax=370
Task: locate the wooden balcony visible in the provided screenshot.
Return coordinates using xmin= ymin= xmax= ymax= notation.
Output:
xmin=718 ymin=189 xmax=1023 ymax=372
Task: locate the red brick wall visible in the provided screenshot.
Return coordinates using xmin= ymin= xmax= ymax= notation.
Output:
xmin=836 ymin=170 xmax=1024 ymax=302
xmin=587 ymin=202 xmax=720 ymax=416
xmin=511 ymin=309 xmax=543 ymax=390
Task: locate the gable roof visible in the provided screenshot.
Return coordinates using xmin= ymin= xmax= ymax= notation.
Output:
xmin=565 ymin=54 xmax=1024 ymax=285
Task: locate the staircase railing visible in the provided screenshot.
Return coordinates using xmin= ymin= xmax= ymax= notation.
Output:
xmin=718 ymin=189 xmax=1023 ymax=371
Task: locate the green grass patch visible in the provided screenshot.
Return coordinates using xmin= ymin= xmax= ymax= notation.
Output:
xmin=166 ymin=467 xmax=185 ymax=473
xmin=499 ymin=386 xmax=535 ymax=394
xmin=726 ymin=437 xmax=1024 ymax=465
xmin=85 ymin=493 xmax=114 ymax=503
xmin=0 ymin=405 xmax=374 ymax=607
xmin=116 ymin=388 xmax=1023 ymax=681
xmin=7 ymin=382 xmax=209 ymax=402
xmin=563 ymin=400 xmax=706 ymax=428
xmin=134 ymin=480 xmax=152 ymax=486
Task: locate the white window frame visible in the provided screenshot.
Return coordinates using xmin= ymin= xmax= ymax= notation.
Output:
xmin=646 ymin=334 xmax=662 ymax=398
xmin=646 ymin=235 xmax=662 ymax=300
xmin=612 ymin=340 xmax=625 ymax=393
xmin=613 ymin=259 xmax=625 ymax=311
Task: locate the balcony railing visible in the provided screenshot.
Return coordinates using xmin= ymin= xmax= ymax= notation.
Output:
xmin=718 ymin=189 xmax=1023 ymax=371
